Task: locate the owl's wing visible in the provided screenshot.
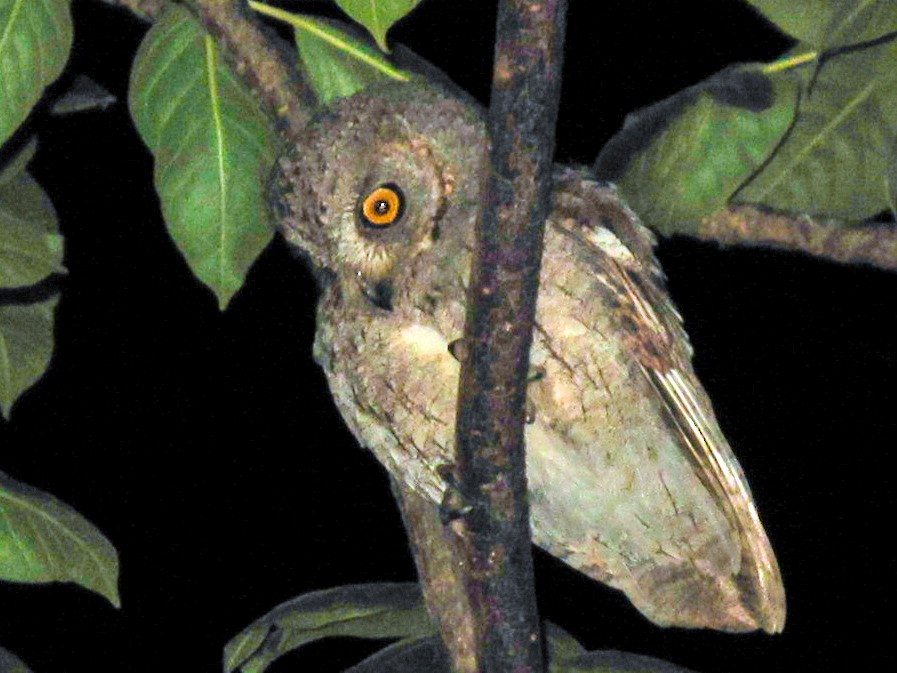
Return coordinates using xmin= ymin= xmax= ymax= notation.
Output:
xmin=549 ymin=176 xmax=785 ymax=633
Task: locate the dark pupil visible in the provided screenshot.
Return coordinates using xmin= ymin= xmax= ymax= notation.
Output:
xmin=374 ymin=200 xmax=391 ymax=215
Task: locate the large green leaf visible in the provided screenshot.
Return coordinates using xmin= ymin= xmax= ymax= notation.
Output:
xmin=294 ymin=15 xmax=410 ymax=104
xmin=344 ymin=624 xmax=694 ymax=673
xmin=743 ymin=0 xmax=834 ymax=45
xmin=0 ymin=469 xmax=120 ymax=607
xmin=823 ymin=1 xmax=897 ymax=49
xmin=0 ymin=145 xmax=64 ymax=288
xmin=0 ymin=646 xmax=34 ymax=673
xmin=343 ymin=636 xmax=447 ymax=673
xmin=335 ymin=0 xmax=421 ymax=51
xmin=223 ymin=583 xmax=433 ymax=673
xmin=743 ymin=0 xmax=897 ymax=48
xmin=736 ymin=38 xmax=897 ymax=220
xmin=553 ymin=650 xmax=699 ymax=673
xmin=0 ymin=0 xmax=73 ymax=147
xmin=225 ymin=584 xmax=696 ymax=673
xmin=594 ymin=64 xmax=799 ymax=237
xmin=248 ymin=3 xmax=411 ymax=105
xmin=128 ymin=5 xmax=278 ymax=309
xmin=0 ymin=297 xmax=56 ymax=418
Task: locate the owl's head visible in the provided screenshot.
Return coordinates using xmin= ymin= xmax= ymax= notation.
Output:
xmin=277 ymin=83 xmax=487 ymax=310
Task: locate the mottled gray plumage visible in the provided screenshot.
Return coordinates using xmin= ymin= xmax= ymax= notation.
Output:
xmin=276 ymin=83 xmax=785 ymax=633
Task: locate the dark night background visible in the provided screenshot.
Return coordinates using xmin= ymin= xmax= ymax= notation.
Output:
xmin=1 ymin=0 xmax=895 ymax=671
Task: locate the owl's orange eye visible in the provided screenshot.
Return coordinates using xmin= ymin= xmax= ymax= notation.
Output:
xmin=360 ymin=184 xmax=405 ymax=228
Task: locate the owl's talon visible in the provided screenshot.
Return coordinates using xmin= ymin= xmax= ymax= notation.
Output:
xmin=439 ymin=487 xmax=473 ymax=525
xmin=528 ymin=365 xmax=545 ymax=383
xmin=525 ymin=398 xmax=537 ymax=424
xmin=436 ymin=463 xmax=472 ymax=524
xmin=436 ymin=462 xmax=459 ymax=486
xmin=447 ymin=338 xmax=468 ymax=362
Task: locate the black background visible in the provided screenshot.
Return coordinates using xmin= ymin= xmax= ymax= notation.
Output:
xmin=1 ymin=0 xmax=895 ymax=671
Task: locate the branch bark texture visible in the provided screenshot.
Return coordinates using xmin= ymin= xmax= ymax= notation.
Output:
xmin=446 ymin=2 xmax=568 ymax=672
xmin=696 ymin=206 xmax=897 ymax=272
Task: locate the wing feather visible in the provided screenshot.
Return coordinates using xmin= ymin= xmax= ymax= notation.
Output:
xmin=551 ymin=173 xmax=785 ymax=632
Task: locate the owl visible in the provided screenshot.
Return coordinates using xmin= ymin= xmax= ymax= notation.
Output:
xmin=275 ymin=82 xmax=786 ymax=634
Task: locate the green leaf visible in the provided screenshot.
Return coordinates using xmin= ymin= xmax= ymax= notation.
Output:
xmin=823 ymin=1 xmax=897 ymax=49
xmin=0 ymin=468 xmax=120 ymax=607
xmin=343 ymin=628 xmax=696 ymax=673
xmin=0 ymin=0 xmax=73 ymax=147
xmin=50 ymin=75 xmax=116 ymax=115
xmin=545 ymin=622 xmax=586 ymax=663
xmin=552 ymin=650 xmax=700 ymax=673
xmin=128 ymin=5 xmax=278 ymax=309
xmin=334 ymin=0 xmax=421 ymax=51
xmin=223 ymin=583 xmax=433 ymax=673
xmin=743 ymin=0 xmax=897 ymax=49
xmin=294 ymin=15 xmax=410 ymax=104
xmin=0 ymin=143 xmax=62 ymax=415
xmin=0 ymin=136 xmax=36 ymax=186
xmin=544 ymin=624 xmax=698 ymax=672
xmin=742 ymin=0 xmax=841 ymax=46
xmin=0 ymin=646 xmax=35 ymax=673
xmin=0 ymin=297 xmax=56 ymax=417
xmin=344 ymin=636 xmax=447 ymax=673
xmin=248 ymin=4 xmax=411 ymax=104
xmin=594 ymin=64 xmax=799 ymax=237
xmin=0 ymin=148 xmax=64 ymax=288
xmin=736 ymin=39 xmax=897 ymax=220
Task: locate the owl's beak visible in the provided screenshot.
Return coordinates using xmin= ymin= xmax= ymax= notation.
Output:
xmin=360 ymin=277 xmax=394 ymax=312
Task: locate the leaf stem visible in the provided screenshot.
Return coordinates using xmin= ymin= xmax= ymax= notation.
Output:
xmin=762 ymin=50 xmax=818 ymax=73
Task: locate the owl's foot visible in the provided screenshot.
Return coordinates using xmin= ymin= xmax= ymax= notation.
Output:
xmin=447 ymin=338 xmax=468 ymax=362
xmin=528 ymin=365 xmax=545 ymax=382
xmin=436 ymin=463 xmax=472 ymax=524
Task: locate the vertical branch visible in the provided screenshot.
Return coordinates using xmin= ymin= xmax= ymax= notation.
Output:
xmin=449 ymin=1 xmax=568 ymax=672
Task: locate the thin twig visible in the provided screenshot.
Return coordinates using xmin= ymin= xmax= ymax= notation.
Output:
xmin=696 ymin=206 xmax=897 ymax=272
xmin=184 ymin=0 xmax=315 ymax=142
xmin=98 ymin=0 xmax=166 ymax=21
xmin=448 ymin=1 xmax=568 ymax=672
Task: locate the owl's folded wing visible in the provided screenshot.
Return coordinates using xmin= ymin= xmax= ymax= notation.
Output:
xmin=552 ymin=179 xmax=785 ymax=633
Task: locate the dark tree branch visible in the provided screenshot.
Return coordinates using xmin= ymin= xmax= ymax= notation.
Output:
xmin=184 ymin=0 xmax=315 ymax=142
xmin=696 ymin=206 xmax=897 ymax=272
xmin=393 ymin=480 xmax=479 ymax=673
xmin=99 ymin=0 xmax=166 ymax=21
xmin=438 ymin=2 xmax=568 ymax=672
